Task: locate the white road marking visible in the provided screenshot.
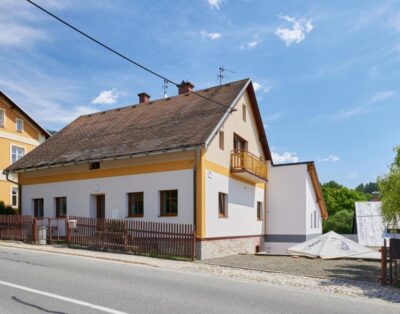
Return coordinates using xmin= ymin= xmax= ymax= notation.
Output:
xmin=0 ymin=279 xmax=128 ymax=314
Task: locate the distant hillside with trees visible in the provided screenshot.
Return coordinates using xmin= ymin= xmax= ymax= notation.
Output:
xmin=322 ymin=181 xmax=372 ymax=234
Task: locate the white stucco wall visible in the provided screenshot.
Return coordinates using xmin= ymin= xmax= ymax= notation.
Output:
xmin=21 ymin=169 xmax=194 ymax=224
xmin=205 ymin=170 xmax=264 ymax=238
xmin=305 ymin=172 xmax=322 ymax=235
xmin=266 ymin=164 xmax=306 ymax=236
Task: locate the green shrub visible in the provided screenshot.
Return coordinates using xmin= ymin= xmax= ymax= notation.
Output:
xmin=0 ymin=201 xmax=17 ymax=215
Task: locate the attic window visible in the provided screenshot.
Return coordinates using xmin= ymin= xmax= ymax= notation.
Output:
xmin=242 ymin=104 xmax=246 ymax=122
xmin=89 ymin=161 xmax=100 ymax=170
xmin=219 ymin=131 xmax=224 ymax=150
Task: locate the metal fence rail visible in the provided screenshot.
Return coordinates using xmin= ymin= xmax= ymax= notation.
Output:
xmin=0 ymin=215 xmax=33 ymax=242
xmin=68 ymin=216 xmax=196 ymax=260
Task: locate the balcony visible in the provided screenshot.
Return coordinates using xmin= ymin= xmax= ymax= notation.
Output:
xmin=230 ymin=150 xmax=268 ymax=183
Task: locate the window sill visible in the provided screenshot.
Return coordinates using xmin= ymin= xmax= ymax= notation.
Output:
xmin=219 ymin=215 xmax=228 ymax=219
xmin=126 ymin=215 xmax=144 ymax=218
xmin=159 ymin=214 xmax=178 ymax=217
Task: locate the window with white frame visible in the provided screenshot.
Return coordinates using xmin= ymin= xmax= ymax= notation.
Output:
xmin=0 ymin=109 xmax=4 ymax=127
xmin=16 ymin=118 xmax=23 ymax=132
xmin=11 ymin=146 xmax=25 ymax=164
xmin=11 ymin=187 xmax=18 ymax=208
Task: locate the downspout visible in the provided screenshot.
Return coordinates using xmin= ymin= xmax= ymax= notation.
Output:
xmin=5 ymin=172 xmax=21 ymax=214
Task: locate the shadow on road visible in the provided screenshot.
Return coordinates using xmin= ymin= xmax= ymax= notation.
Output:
xmin=12 ymin=296 xmax=67 ymax=314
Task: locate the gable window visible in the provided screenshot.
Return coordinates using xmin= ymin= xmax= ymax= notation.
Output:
xmin=128 ymin=192 xmax=144 ymax=217
xmin=89 ymin=161 xmax=100 ymax=170
xmin=55 ymin=197 xmax=67 ymax=218
xmin=16 ymin=118 xmax=23 ymax=132
xmin=219 ymin=131 xmax=224 ymax=150
xmin=242 ymin=104 xmax=246 ymax=122
xmin=11 ymin=146 xmax=25 ymax=164
xmin=314 ymin=210 xmax=317 ymax=229
xmin=218 ymin=192 xmax=228 ymax=218
xmin=233 ymin=134 xmax=247 ymax=152
xmin=257 ymin=201 xmax=263 ymax=221
xmin=160 ymin=190 xmax=178 ymax=217
xmin=33 ymin=198 xmax=44 ymax=218
xmin=11 ymin=187 xmax=18 ymax=208
xmin=0 ymin=109 xmax=4 ymax=127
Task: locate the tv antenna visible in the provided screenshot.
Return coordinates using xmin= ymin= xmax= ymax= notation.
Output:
xmin=218 ymin=66 xmax=235 ymax=85
xmin=163 ymin=79 xmax=169 ymax=98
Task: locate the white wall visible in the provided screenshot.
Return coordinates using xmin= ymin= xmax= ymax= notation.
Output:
xmin=266 ymin=164 xmax=306 ymax=236
xmin=21 ymin=169 xmax=194 ymax=224
xmin=305 ymin=172 xmax=322 ymax=235
xmin=205 ymin=170 xmax=264 ymax=238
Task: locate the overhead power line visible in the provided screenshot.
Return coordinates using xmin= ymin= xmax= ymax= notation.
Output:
xmin=25 ymin=0 xmax=232 ymax=110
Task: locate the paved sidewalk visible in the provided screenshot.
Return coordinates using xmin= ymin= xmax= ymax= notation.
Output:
xmin=0 ymin=241 xmax=399 ymax=305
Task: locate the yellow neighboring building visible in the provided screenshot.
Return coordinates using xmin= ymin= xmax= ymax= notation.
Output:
xmin=0 ymin=92 xmax=50 ymax=209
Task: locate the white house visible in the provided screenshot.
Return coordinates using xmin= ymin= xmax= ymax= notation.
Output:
xmin=4 ymin=79 xmax=327 ymax=259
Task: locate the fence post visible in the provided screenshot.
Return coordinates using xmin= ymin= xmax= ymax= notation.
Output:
xmin=66 ymin=218 xmax=71 ymax=245
xmin=380 ymin=240 xmax=386 ymax=285
xmin=32 ymin=218 xmax=37 ymax=244
xmin=124 ymin=220 xmax=128 ymax=253
xmin=192 ymin=227 xmax=196 ymax=261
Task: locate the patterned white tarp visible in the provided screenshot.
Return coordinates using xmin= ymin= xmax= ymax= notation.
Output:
xmin=287 ymin=231 xmax=380 ymax=260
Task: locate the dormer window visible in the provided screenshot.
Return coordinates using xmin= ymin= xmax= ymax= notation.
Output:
xmin=89 ymin=161 xmax=100 ymax=170
xmin=16 ymin=118 xmax=23 ymax=132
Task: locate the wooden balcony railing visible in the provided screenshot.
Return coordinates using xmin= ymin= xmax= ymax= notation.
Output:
xmin=230 ymin=150 xmax=268 ymax=181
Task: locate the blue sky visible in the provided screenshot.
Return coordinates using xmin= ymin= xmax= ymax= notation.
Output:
xmin=0 ymin=0 xmax=398 ymax=187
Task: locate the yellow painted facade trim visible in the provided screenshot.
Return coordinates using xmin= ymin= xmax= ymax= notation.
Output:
xmin=204 ymin=159 xmax=265 ymax=189
xmin=195 ymin=148 xmax=206 ymax=239
xmin=19 ymin=160 xmax=194 ymax=185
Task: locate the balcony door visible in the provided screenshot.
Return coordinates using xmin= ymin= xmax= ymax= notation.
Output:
xmin=233 ymin=134 xmax=247 ymax=152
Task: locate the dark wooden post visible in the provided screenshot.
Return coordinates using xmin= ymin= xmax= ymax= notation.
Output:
xmin=191 ymin=227 xmax=196 ymax=261
xmin=66 ymin=219 xmax=71 ymax=245
xmin=381 ymin=239 xmax=387 ymax=285
xmin=32 ymin=218 xmax=37 ymax=244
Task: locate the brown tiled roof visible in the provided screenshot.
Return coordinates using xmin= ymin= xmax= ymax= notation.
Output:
xmin=6 ymin=78 xmax=268 ymax=172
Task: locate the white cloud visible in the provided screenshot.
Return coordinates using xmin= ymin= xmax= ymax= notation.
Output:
xmin=200 ymin=30 xmax=222 ymax=40
xmin=91 ymin=89 xmax=119 ymax=105
xmin=345 ymin=172 xmax=359 ymax=180
xmin=272 ymin=151 xmax=299 ymax=164
xmin=318 ymin=155 xmax=341 ymax=162
xmin=208 ymin=0 xmax=222 ymax=10
xmin=265 ymin=111 xmax=285 ymax=123
xmin=0 ymin=21 xmax=47 ymax=47
xmin=253 ymin=81 xmax=271 ymax=93
xmin=275 ymin=15 xmax=313 ymax=46
xmin=240 ymin=39 xmax=262 ymax=50
xmin=314 ymin=90 xmax=396 ymax=122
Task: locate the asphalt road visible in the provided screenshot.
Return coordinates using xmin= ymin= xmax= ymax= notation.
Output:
xmin=0 ymin=247 xmax=398 ymax=314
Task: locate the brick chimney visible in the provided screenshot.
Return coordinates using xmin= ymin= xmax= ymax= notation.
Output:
xmin=371 ymin=191 xmax=380 ymax=202
xmin=138 ymin=92 xmax=150 ymax=103
xmin=177 ymin=81 xmax=194 ymax=95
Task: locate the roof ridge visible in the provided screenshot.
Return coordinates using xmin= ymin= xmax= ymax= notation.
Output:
xmin=80 ymin=78 xmax=250 ymax=118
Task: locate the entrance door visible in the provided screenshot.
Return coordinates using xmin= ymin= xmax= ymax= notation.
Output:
xmin=96 ymin=195 xmax=105 ymax=219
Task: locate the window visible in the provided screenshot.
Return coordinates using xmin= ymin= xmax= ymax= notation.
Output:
xmin=242 ymin=104 xmax=246 ymax=122
xmin=55 ymin=197 xmax=67 ymax=218
xmin=16 ymin=118 xmax=23 ymax=132
xmin=11 ymin=187 xmax=18 ymax=208
xmin=310 ymin=213 xmax=313 ymax=228
xmin=128 ymin=192 xmax=144 ymax=217
xmin=89 ymin=161 xmax=100 ymax=170
xmin=257 ymin=201 xmax=263 ymax=221
xmin=33 ymin=198 xmax=44 ymax=218
xmin=233 ymin=134 xmax=247 ymax=151
xmin=218 ymin=192 xmax=228 ymax=218
xmin=0 ymin=109 xmax=4 ymax=127
xmin=160 ymin=190 xmax=178 ymax=216
xmin=314 ymin=210 xmax=317 ymax=229
xmin=11 ymin=146 xmax=25 ymax=164
xmin=219 ymin=131 xmax=224 ymax=150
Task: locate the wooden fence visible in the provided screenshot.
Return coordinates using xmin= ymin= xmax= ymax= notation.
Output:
xmin=380 ymin=238 xmax=400 ymax=286
xmin=0 ymin=215 xmax=33 ymax=242
xmin=68 ymin=216 xmax=196 ymax=260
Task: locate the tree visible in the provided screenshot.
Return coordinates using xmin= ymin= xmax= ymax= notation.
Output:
xmin=378 ymin=146 xmax=400 ymax=224
xmin=322 ymin=181 xmax=369 ymax=233
xmin=0 ymin=201 xmax=17 ymax=215
xmin=356 ymin=182 xmax=378 ymax=194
